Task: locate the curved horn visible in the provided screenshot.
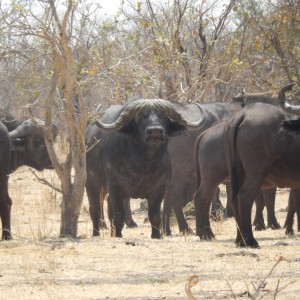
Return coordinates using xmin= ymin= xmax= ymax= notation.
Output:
xmin=9 ymin=119 xmax=36 ymax=139
xmin=95 ymin=100 xmax=142 ymax=131
xmin=96 ymin=99 xmax=204 ymax=131
xmin=164 ymin=102 xmax=205 ymax=128
xmin=278 ymin=83 xmax=298 ymax=114
xmin=9 ymin=118 xmax=44 ymax=139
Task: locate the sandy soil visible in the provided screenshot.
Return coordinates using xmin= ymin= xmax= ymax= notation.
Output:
xmin=0 ymin=167 xmax=299 ymax=300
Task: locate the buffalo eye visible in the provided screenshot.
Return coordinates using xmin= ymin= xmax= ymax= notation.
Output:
xmin=136 ymin=111 xmax=149 ymax=122
xmin=33 ymin=137 xmax=44 ymax=147
xmin=154 ymin=110 xmax=164 ymax=119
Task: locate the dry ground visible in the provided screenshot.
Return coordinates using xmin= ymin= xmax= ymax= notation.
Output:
xmin=0 ymin=167 xmax=299 ymax=300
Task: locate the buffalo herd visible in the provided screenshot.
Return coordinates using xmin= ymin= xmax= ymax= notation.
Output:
xmin=1 ymin=83 xmax=299 ymax=248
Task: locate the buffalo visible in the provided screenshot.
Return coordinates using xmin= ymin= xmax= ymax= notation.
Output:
xmin=163 ymin=101 xmax=244 ymax=235
xmin=0 ymin=110 xmax=56 ymax=239
xmin=163 ymin=94 xmax=280 ymax=236
xmin=0 ymin=122 xmax=12 ymax=240
xmin=85 ymin=98 xmax=202 ymax=238
xmin=224 ymin=84 xmax=300 ymax=247
xmin=193 ymin=121 xmax=280 ymax=240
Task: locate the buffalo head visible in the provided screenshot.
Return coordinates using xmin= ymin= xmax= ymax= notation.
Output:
xmin=95 ymin=99 xmax=203 ymax=144
xmin=9 ymin=118 xmax=57 ymax=171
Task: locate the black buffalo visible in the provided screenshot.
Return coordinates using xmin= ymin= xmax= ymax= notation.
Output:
xmin=284 ymin=188 xmax=300 ymax=235
xmin=0 ymin=122 xmax=12 ymax=240
xmin=85 ymin=98 xmax=202 ymax=238
xmin=163 ymin=101 xmax=243 ymax=235
xmin=0 ymin=110 xmax=55 ymax=240
xmin=224 ymin=84 xmax=300 ymax=247
xmin=193 ymin=121 xmax=280 ymax=240
xmin=163 ymin=94 xmax=279 ymax=235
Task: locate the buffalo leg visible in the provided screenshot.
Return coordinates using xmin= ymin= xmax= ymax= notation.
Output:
xmin=295 ymin=190 xmax=300 ymax=232
xmin=163 ymin=184 xmax=191 ymax=236
xmin=285 ymin=189 xmax=300 ymax=234
xmin=0 ymin=175 xmax=11 ymax=240
xmin=194 ymin=184 xmax=217 ymax=240
xmin=124 ymin=198 xmax=138 ymax=228
xmin=264 ymin=188 xmax=280 ymax=229
xmin=253 ymin=191 xmax=266 ymax=231
xmin=99 ymin=189 xmax=108 ymax=229
xmin=253 ymin=188 xmax=279 ymax=231
xmin=148 ymin=196 xmax=163 ymax=239
xmin=237 ymin=184 xmax=260 ymax=248
xmin=229 ymin=186 xmax=243 ymax=246
xmin=210 ymin=187 xmax=224 ymax=221
xmin=173 ymin=197 xmax=193 ymax=235
xmin=107 ymin=188 xmax=125 ymax=238
xmin=289 ymin=189 xmax=300 ymax=232
xmin=86 ymin=179 xmax=102 ymax=236
xmin=284 ymin=190 xmax=295 ymax=235
xmin=107 ymin=196 xmax=136 ymax=231
xmin=225 ymin=183 xmax=234 ymax=218
xmin=162 ymin=190 xmax=173 ymax=235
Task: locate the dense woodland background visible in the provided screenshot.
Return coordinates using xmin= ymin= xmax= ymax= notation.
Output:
xmin=1 ymin=0 xmax=299 ymax=114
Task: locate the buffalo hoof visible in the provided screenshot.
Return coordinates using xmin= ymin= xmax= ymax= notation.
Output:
xmin=126 ymin=220 xmax=138 ymax=228
xmin=285 ymin=228 xmax=294 ymax=235
xmin=180 ymin=227 xmax=194 ymax=236
xmin=2 ymin=229 xmax=12 ymax=240
xmin=92 ymin=229 xmax=100 ymax=236
xmin=198 ymin=228 xmax=215 ymax=240
xmin=111 ymin=228 xmax=123 ymax=238
xmin=269 ymin=222 xmax=281 ymax=230
xmin=254 ymin=222 xmax=267 ymax=231
xmin=164 ymin=229 xmax=172 ymax=236
xmin=235 ymin=237 xmax=260 ymax=248
xmin=113 ymin=232 xmax=123 ymax=238
xmin=151 ymin=232 xmax=162 ymax=239
xmin=2 ymin=234 xmax=12 ymax=240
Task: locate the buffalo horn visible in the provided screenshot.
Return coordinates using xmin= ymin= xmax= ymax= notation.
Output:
xmin=278 ymin=83 xmax=298 ymax=114
xmin=9 ymin=119 xmax=44 ymax=139
xmin=96 ymin=99 xmax=204 ymax=131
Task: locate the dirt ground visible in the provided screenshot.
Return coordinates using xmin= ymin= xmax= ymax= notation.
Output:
xmin=0 ymin=167 xmax=299 ymax=300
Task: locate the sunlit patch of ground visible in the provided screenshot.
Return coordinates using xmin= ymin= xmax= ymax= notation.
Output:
xmin=0 ymin=167 xmax=299 ymax=299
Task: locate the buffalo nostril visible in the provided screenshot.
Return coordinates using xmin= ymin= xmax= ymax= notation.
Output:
xmin=146 ymin=127 xmax=164 ymax=138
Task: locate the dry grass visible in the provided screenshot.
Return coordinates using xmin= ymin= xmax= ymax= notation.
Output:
xmin=0 ymin=167 xmax=299 ymax=299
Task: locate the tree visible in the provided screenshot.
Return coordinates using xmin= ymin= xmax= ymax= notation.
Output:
xmin=42 ymin=0 xmax=87 ymax=237
xmin=226 ymin=0 xmax=300 ymax=93
xmin=120 ymin=0 xmax=237 ymax=102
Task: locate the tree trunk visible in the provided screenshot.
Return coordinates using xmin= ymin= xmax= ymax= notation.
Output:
xmin=60 ymin=194 xmax=81 ymax=237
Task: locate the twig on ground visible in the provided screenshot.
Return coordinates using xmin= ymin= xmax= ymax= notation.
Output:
xmin=185 ymin=274 xmax=199 ymax=300
xmin=226 ymin=280 xmax=237 ymax=300
xmin=251 ymin=256 xmax=284 ymax=299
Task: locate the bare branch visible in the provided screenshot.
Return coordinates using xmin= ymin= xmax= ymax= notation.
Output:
xmin=30 ymin=170 xmax=62 ymax=194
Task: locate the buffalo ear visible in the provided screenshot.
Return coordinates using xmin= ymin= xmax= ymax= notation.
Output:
xmin=280 ymin=118 xmax=300 ymax=134
xmin=11 ymin=137 xmax=26 ymax=151
xmin=167 ymin=121 xmax=188 ymax=137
